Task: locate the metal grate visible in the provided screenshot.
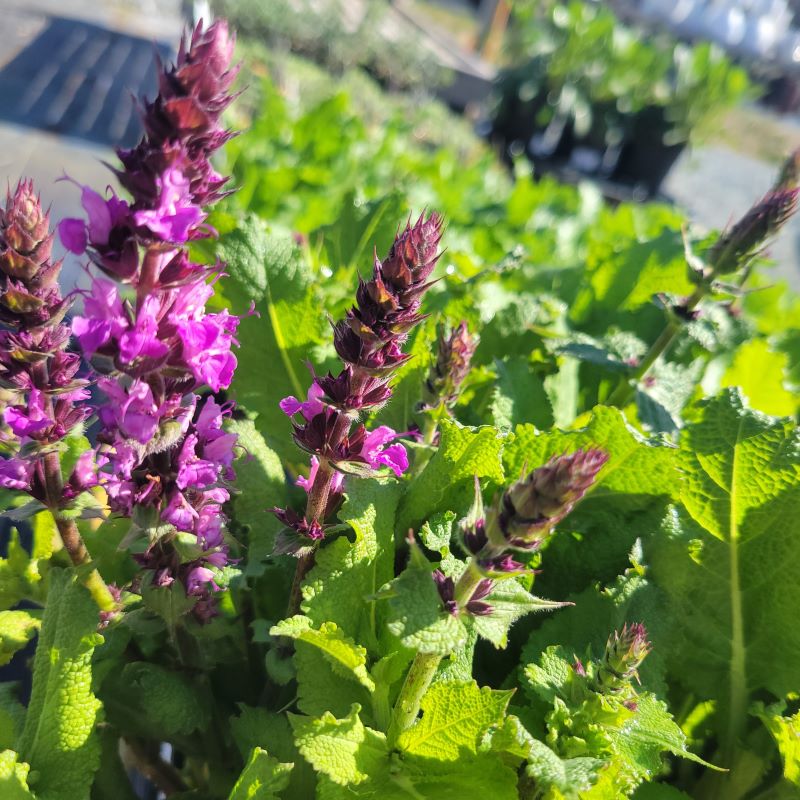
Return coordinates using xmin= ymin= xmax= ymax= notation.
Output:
xmin=0 ymin=16 xmax=173 ymax=148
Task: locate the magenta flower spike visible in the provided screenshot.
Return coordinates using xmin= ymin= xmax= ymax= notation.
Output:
xmin=275 ymin=213 xmax=443 ymax=566
xmin=58 ymin=19 xmax=242 ymax=620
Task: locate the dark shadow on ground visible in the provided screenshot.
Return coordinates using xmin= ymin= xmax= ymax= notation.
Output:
xmin=0 ymin=16 xmax=172 ymax=147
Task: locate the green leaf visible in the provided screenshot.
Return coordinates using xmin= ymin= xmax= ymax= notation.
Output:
xmin=485 ymin=714 xmax=600 ymax=797
xmin=0 ymin=685 xmax=25 ymax=751
xmin=226 ymin=418 xmax=288 ymax=575
xmin=271 ymin=616 xmax=374 ymax=718
xmin=115 ymin=662 xmax=210 ymax=737
xmin=0 ymin=750 xmax=34 ymax=799
xmin=399 ymin=420 xmax=505 ymax=533
xmin=0 ymin=611 xmax=39 ymax=666
xmin=646 ymin=389 xmax=800 ymax=747
xmin=472 ymin=578 xmax=567 ymax=649
xmin=397 ymin=680 xmax=512 ymax=759
xmin=384 ymin=564 xmax=467 ymax=656
xmin=418 ymin=511 xmax=456 ymax=555
xmin=491 ymin=356 xmax=554 ymax=432
xmin=316 ymin=751 xmax=520 ymax=800
xmin=633 ymin=784 xmax=694 ymax=799
xmin=720 ymin=338 xmax=798 ymax=417
xmin=79 ymin=516 xmax=138 ymax=587
xmin=272 ymin=616 xmax=375 ymax=692
xmin=18 ymin=569 xmax=103 ymax=800
xmin=604 ymin=694 xmax=719 ymax=772
xmin=302 ymin=478 xmax=401 ymax=652
xmin=503 ymin=406 xmax=677 ymax=512
xmin=228 ymin=747 xmax=293 ymax=800
xmin=213 ymin=214 xmax=329 ymax=463
xmin=752 ymin=703 xmax=800 ymax=785
xmin=290 ymin=704 xmax=386 ymax=786
xmin=230 ymin=707 xmax=317 ymax=800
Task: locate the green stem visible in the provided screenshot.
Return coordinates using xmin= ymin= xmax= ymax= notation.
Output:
xmin=388 ymin=559 xmax=486 ymax=742
xmin=606 ymin=286 xmax=705 ymax=408
xmin=412 ymin=407 xmax=445 ymax=477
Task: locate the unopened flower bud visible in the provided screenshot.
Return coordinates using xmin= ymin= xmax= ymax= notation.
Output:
xmin=708 ymin=188 xmax=799 ymax=276
xmin=421 ymin=321 xmax=477 ymax=412
xmin=432 ymin=569 xmax=493 ymax=617
xmin=596 ymin=623 xmax=651 ymax=693
xmin=774 ymin=147 xmax=800 ymax=191
xmin=0 ymin=180 xmax=62 ymax=327
xmin=491 ymin=449 xmax=608 ymax=550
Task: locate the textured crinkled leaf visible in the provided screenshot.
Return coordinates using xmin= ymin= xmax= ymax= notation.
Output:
xmin=384 ymin=565 xmax=467 ymax=655
xmin=18 ymin=569 xmax=102 ymax=800
xmin=472 ymin=578 xmax=567 ymax=649
xmin=228 ymin=747 xmax=293 ymax=800
xmin=397 ymin=680 xmax=512 ymax=760
xmin=316 ymin=750 xmax=519 ymax=800
xmin=605 ymin=694 xmax=720 ymax=773
xmin=290 ymin=704 xmax=386 ymax=786
xmin=635 ymin=359 xmax=704 ymax=434
xmin=303 ymin=479 xmax=401 ymax=652
xmin=486 ymin=714 xmax=600 ymax=797
xmin=272 ymin=616 xmax=375 ymax=692
xmin=212 ymin=214 xmax=329 ymax=462
xmin=720 ymin=339 xmax=797 ymax=418
xmin=399 ymin=421 xmax=505 ymax=532
xmin=271 ymin=617 xmax=374 ymax=718
xmin=230 ymin=706 xmax=317 ymax=799
xmin=116 ymin=662 xmax=210 ymax=737
xmin=418 ymin=511 xmax=455 ymax=554
xmin=0 ymin=750 xmax=34 ymax=798
xmin=523 ymin=646 xmax=576 ymax=705
xmin=491 ymin=356 xmax=554 ymax=432
xmin=646 ymin=390 xmax=800 ymax=737
xmin=226 ymin=418 xmax=288 ymax=575
xmin=0 ymin=611 xmax=39 ymax=666
xmin=752 ymin=703 xmax=800 ymax=785
xmin=503 ymin=406 xmax=677 ymax=511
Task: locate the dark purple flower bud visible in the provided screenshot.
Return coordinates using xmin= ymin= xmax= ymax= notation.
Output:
xmin=316 ymin=367 xmax=393 ymax=413
xmin=420 ymin=321 xmax=477 ymax=412
xmin=708 ymin=188 xmax=799 ymax=275
xmin=272 ymin=506 xmax=326 ymax=541
xmin=333 ymin=213 xmax=443 ymax=377
xmin=596 ymin=623 xmax=651 ymax=693
xmin=491 ymin=449 xmax=608 ymax=551
xmin=433 ymin=568 xmax=493 ymax=617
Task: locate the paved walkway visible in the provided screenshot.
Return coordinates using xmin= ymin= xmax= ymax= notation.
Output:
xmin=0 ymin=0 xmax=182 ymax=288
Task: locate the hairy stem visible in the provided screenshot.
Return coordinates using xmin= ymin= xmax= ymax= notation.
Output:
xmin=286 ymin=373 xmax=370 ymax=617
xmin=388 ymin=559 xmax=486 ymax=741
xmin=42 ymin=452 xmax=116 ymax=611
xmin=606 ymin=286 xmax=705 ymax=408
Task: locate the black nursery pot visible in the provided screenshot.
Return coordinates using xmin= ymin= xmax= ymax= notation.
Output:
xmin=612 ymin=105 xmax=686 ymax=197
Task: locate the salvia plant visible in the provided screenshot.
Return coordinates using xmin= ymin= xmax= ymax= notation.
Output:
xmin=0 ymin=15 xmax=799 ymax=800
